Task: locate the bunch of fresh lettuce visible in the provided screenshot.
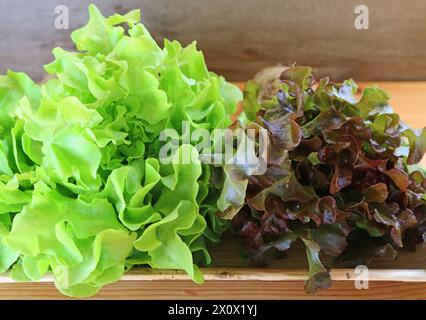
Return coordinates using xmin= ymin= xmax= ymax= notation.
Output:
xmin=0 ymin=5 xmax=241 ymax=297
xmin=232 ymin=66 xmax=426 ymax=292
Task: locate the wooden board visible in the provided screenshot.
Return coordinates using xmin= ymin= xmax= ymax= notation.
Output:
xmin=1 ymin=280 xmax=426 ymax=300
xmin=0 ymin=82 xmax=425 ymax=299
xmin=2 ymin=0 xmax=426 ymax=82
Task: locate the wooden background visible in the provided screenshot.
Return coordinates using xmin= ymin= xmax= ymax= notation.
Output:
xmin=1 ymin=0 xmax=426 ymax=82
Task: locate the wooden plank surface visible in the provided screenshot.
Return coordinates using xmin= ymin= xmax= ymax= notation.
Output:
xmin=1 ymin=280 xmax=426 ymax=300
xmin=3 ymin=267 xmax=426 ymax=283
xmin=0 ymin=82 xmax=425 ymax=299
xmin=2 ymin=0 xmax=426 ymax=81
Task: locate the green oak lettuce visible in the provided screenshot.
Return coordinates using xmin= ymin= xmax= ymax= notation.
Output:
xmin=0 ymin=5 xmax=241 ymax=297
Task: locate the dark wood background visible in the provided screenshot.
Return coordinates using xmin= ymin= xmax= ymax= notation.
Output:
xmin=1 ymin=0 xmax=426 ymax=82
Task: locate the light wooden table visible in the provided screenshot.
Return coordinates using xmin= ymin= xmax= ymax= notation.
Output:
xmin=0 ymin=82 xmax=425 ymax=300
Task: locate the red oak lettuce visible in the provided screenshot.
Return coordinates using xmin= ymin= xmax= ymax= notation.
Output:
xmin=232 ymin=66 xmax=426 ymax=292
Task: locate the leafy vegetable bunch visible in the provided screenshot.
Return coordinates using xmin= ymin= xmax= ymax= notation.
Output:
xmin=0 ymin=5 xmax=241 ymax=297
xmin=233 ymin=66 xmax=426 ymax=292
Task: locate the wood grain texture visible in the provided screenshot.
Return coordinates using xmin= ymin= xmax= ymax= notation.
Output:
xmin=1 ymin=0 xmax=426 ymax=81
xmin=3 ymin=267 xmax=426 ymax=283
xmin=0 ymin=82 xmax=424 ymax=299
xmin=1 ymin=280 xmax=426 ymax=300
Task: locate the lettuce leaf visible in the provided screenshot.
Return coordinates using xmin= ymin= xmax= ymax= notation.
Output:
xmin=234 ymin=65 xmax=426 ymax=293
xmin=0 ymin=4 xmax=241 ymax=297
